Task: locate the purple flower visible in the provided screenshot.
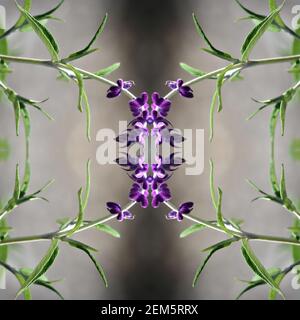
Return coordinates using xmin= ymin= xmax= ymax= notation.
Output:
xmin=129 ymin=183 xmax=149 ymax=208
xmin=107 ymin=79 xmax=134 ymax=98
xmin=151 ymin=183 xmax=171 ymax=208
xmin=129 ymin=92 xmax=149 ymax=116
xmin=151 ymin=92 xmax=171 ymax=117
xmin=106 ymin=202 xmax=134 ymax=221
xmin=166 ymin=79 xmax=193 ymax=98
xmin=167 ymin=202 xmax=194 ymax=221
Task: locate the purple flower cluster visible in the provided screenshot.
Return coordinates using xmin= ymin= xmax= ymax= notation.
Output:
xmin=106 ymin=79 xmax=194 ymax=221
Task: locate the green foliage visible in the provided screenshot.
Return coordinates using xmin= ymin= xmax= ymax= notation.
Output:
xmin=192 ymin=13 xmax=235 ymax=62
xmin=241 ymin=239 xmax=284 ymax=298
xmin=16 ymin=2 xmax=59 ymax=61
xmin=16 ymin=239 xmax=60 ymax=297
xmin=241 ymin=3 xmax=283 ymax=61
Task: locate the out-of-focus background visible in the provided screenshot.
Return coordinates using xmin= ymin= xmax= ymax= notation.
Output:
xmin=0 ymin=0 xmax=300 ymax=300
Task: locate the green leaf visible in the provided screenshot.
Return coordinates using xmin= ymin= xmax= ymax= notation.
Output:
xmin=95 ymin=224 xmax=121 ymax=238
xmin=13 ymin=164 xmax=21 ymax=201
xmin=0 ymin=261 xmax=31 ymax=299
xmin=94 ymin=63 xmax=121 ymax=77
xmin=179 ymin=62 xmax=205 ymax=77
xmin=209 ymin=90 xmax=218 ymax=142
xmin=279 ymin=164 xmax=287 ymax=202
xmin=292 ymin=219 xmax=300 ymax=263
xmin=290 ymin=139 xmax=300 ymax=162
xmin=270 ymin=105 xmax=280 ymax=196
xmin=241 ymin=4 xmax=283 ymax=61
xmin=216 ymin=64 xmax=233 ymax=112
xmin=209 ymin=159 xmax=218 ymax=210
xmin=62 ymin=238 xmax=97 ymax=252
xmin=66 ymin=189 xmax=84 ymax=237
xmin=15 ymin=0 xmax=31 ymax=28
xmin=279 ymin=99 xmax=287 ymax=136
xmin=15 ymin=2 xmax=59 ymax=61
xmin=216 ymin=188 xmax=227 ymax=231
xmin=19 ymin=267 xmax=48 ymax=282
xmin=235 ymin=0 xmax=267 ymax=21
xmin=20 ymin=107 xmax=31 ymax=196
xmin=192 ymin=13 xmax=234 ymax=62
xmin=64 ymin=13 xmax=107 ymax=62
xmin=34 ymin=279 xmax=64 ymax=300
xmin=16 ymin=239 xmax=59 ymax=297
xmin=269 ymin=273 xmax=285 ymax=300
xmin=13 ymin=98 xmax=21 ymax=136
xmin=34 ymin=1 xmax=64 ymax=22
xmin=82 ymin=91 xmax=91 ymax=142
xmin=83 ymin=159 xmax=91 ymax=210
xmin=193 ymin=238 xmax=236 ymax=286
xmin=0 ymin=220 xmax=8 ymax=289
xmin=180 ymin=224 xmax=206 ymax=238
xmin=0 ymin=7 xmax=8 ymax=100
xmin=236 ymin=267 xmax=281 ymax=299
xmin=241 ymin=239 xmax=284 ymax=298
xmin=269 ymin=0 xmax=285 ymax=28
xmin=65 ymin=65 xmax=84 ymax=112
xmin=67 ymin=240 xmax=108 ymax=287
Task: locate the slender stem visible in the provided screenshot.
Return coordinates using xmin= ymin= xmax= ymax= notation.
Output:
xmin=164 ymin=54 xmax=300 ymax=99
xmin=0 ymin=201 xmax=137 ymax=246
xmin=0 ymin=54 xmax=136 ymax=100
xmin=163 ymin=201 xmax=300 ymax=247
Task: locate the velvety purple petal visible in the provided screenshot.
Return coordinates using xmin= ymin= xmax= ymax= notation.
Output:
xmin=179 ymin=202 xmax=194 ymax=214
xmin=179 ymin=86 xmax=194 ymax=98
xmin=123 ymin=80 xmax=134 ymax=90
xmin=116 ymin=79 xmax=123 ymax=87
xmin=166 ymin=211 xmax=177 ymax=220
xmin=106 ymin=86 xmax=122 ymax=98
xmin=166 ymin=80 xmax=178 ymax=90
xmin=177 ymin=79 xmax=184 ymax=87
xmin=123 ymin=210 xmax=134 ymax=220
xmin=177 ymin=212 xmax=184 ymax=221
xmin=106 ymin=202 xmax=122 ymax=214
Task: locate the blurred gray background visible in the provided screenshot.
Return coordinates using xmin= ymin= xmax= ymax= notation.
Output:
xmin=0 ymin=0 xmax=300 ymax=299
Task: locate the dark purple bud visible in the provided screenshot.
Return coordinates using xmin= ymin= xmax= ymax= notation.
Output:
xmin=106 ymin=202 xmax=122 ymax=214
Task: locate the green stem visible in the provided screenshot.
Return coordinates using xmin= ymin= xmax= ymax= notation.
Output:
xmin=164 ymin=54 xmax=300 ymax=99
xmin=0 ymin=201 xmax=137 ymax=247
xmin=163 ymin=201 xmax=300 ymax=247
xmin=0 ymin=54 xmax=136 ymax=100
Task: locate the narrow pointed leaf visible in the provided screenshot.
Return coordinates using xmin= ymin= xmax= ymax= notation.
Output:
xmin=193 ymin=238 xmax=236 ymax=286
xmin=179 ymin=62 xmax=205 ymax=76
xmin=16 ymin=2 xmax=59 ymax=61
xmin=192 ymin=13 xmax=233 ymax=61
xmin=209 ymin=159 xmax=217 ymax=210
xmin=269 ymin=0 xmax=285 ymax=27
xmin=209 ymin=90 xmax=218 ymax=142
xmin=241 ymin=4 xmax=283 ymax=61
xmin=83 ymin=91 xmax=91 ymax=141
xmin=180 ymin=224 xmax=206 ymax=238
xmin=13 ymin=98 xmax=21 ymax=136
xmin=279 ymin=99 xmax=287 ymax=136
xmin=17 ymin=239 xmax=59 ymax=297
xmin=270 ymin=105 xmax=280 ymax=195
xmin=67 ymin=240 xmax=108 ymax=287
xmin=65 ymin=14 xmax=107 ymax=62
xmin=279 ymin=164 xmax=287 ymax=202
xmin=15 ymin=0 xmax=31 ymax=28
xmin=95 ymin=224 xmax=121 ymax=238
xmin=241 ymin=239 xmax=284 ymax=298
xmin=20 ymin=107 xmax=31 ymax=196
xmin=94 ymin=62 xmax=120 ymax=77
